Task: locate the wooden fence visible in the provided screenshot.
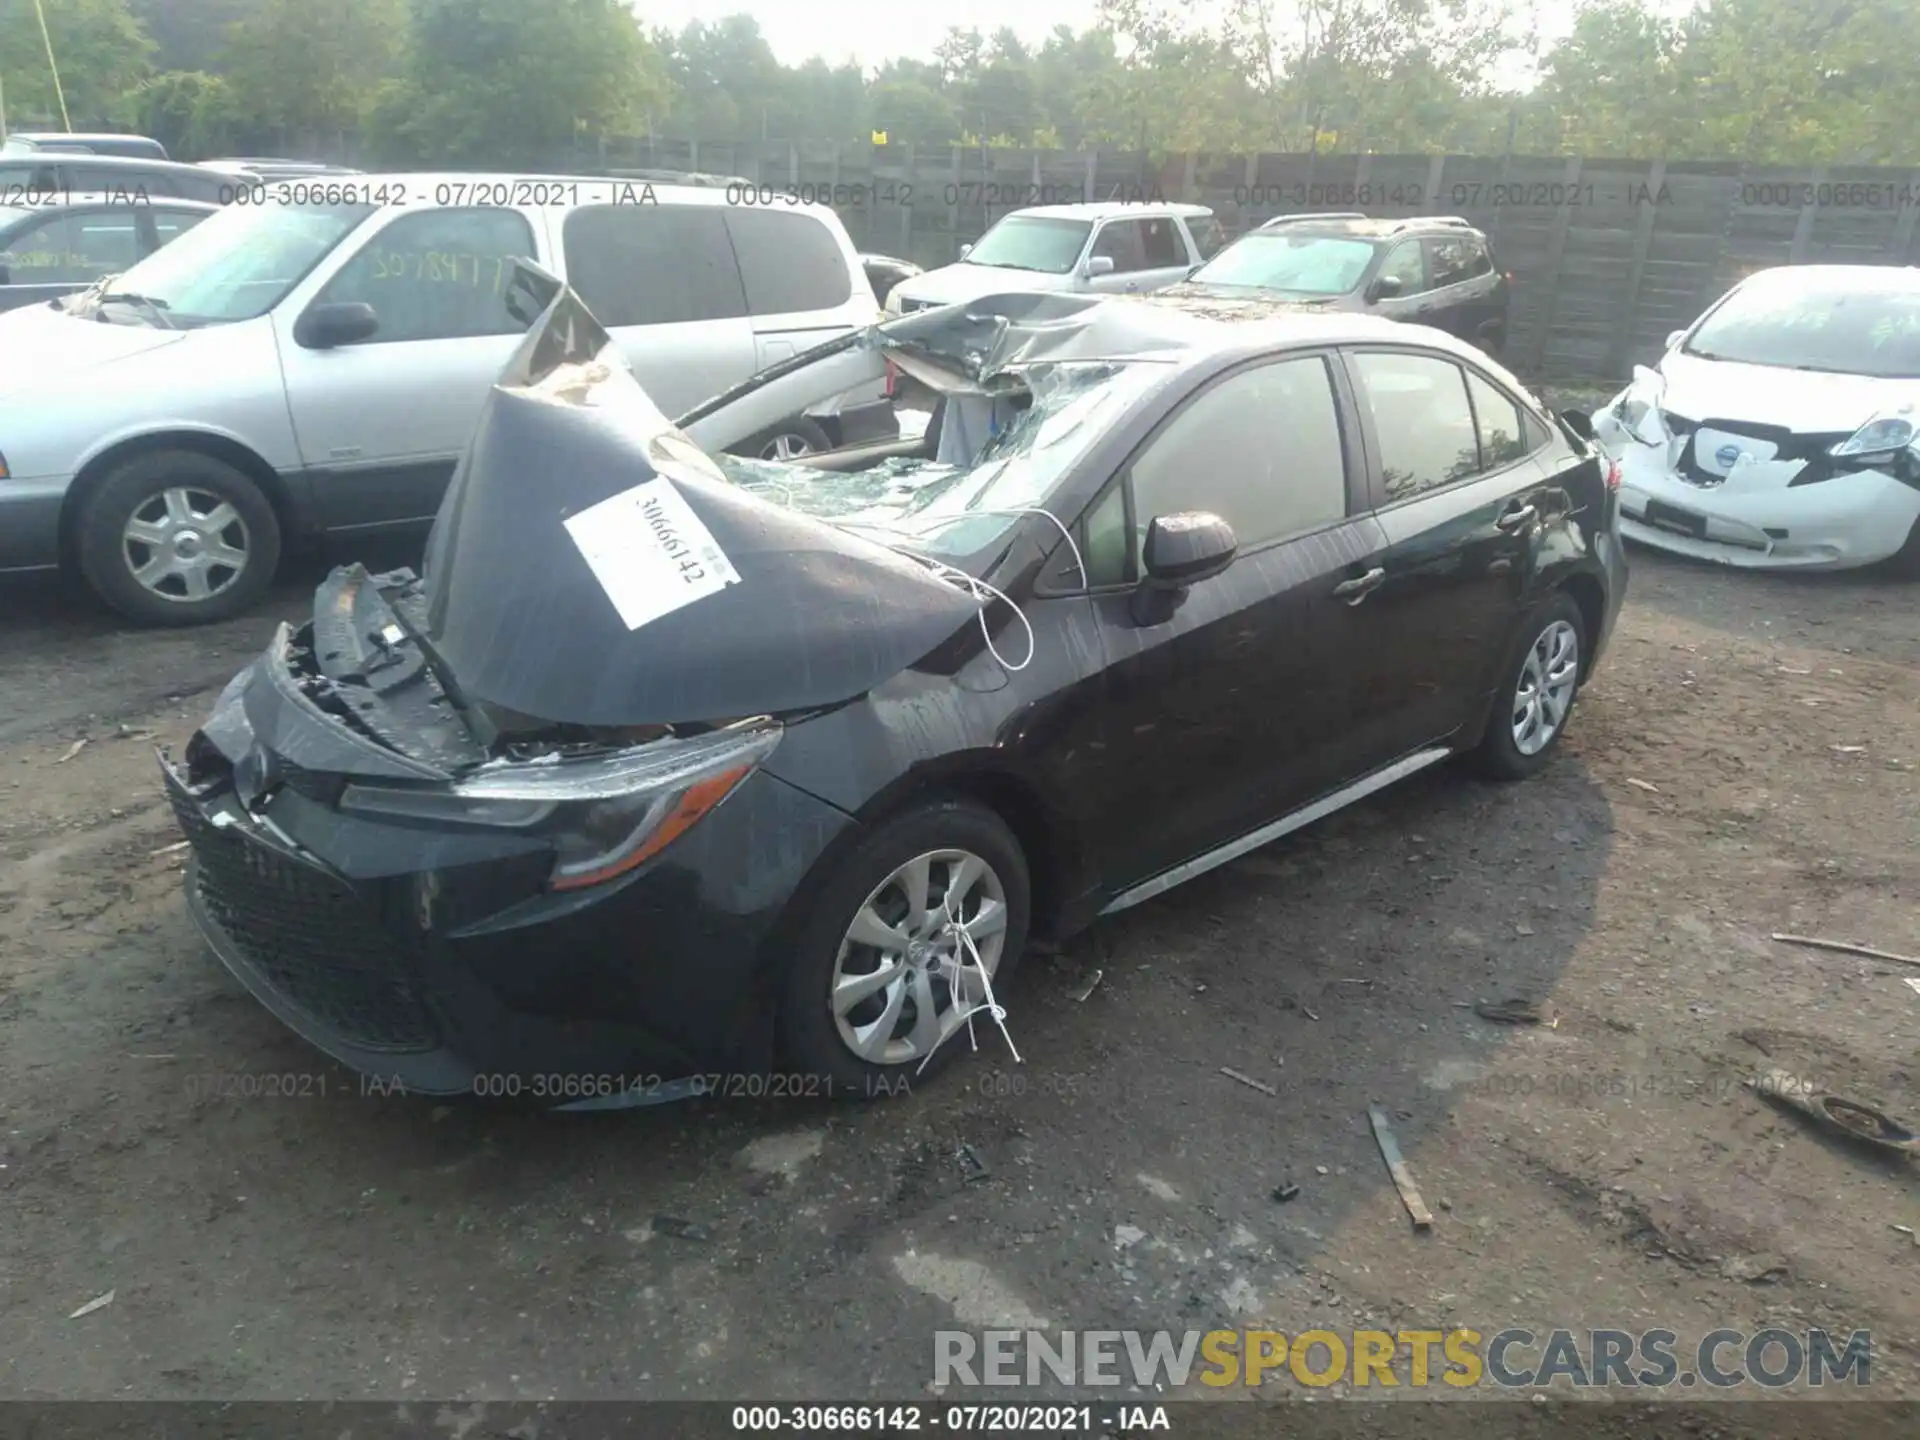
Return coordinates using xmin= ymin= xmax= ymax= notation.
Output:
xmin=38 ymin=121 xmax=1920 ymax=382
xmin=584 ymin=139 xmax=1920 ymax=384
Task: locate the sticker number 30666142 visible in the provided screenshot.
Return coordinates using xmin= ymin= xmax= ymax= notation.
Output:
xmin=563 ymin=477 xmax=742 ymax=630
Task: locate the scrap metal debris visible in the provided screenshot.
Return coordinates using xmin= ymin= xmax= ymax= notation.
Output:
xmin=1903 ymin=978 xmax=1920 ymax=997
xmin=960 ymin=1145 xmax=991 ymax=1183
xmin=149 ymin=840 xmax=190 ymax=858
xmin=1474 ymin=998 xmax=1557 ymax=1027
xmin=1220 ymin=1067 xmax=1278 ymax=1097
xmin=1069 ymin=968 xmax=1103 ymax=1003
xmin=1368 ymin=1106 xmax=1434 ymax=1232
xmin=52 ymin=739 xmax=88 ymax=764
xmin=1747 ymin=1069 xmax=1920 ymax=1158
xmin=1625 ymin=777 xmax=1659 ymax=792
xmin=1771 ymin=933 xmax=1920 ymax=968
xmin=1271 ymin=1183 xmax=1301 ymax=1203
xmin=68 ymin=1290 xmax=115 ymax=1319
xmin=651 ymin=1216 xmax=713 ymax=1242
xmin=1890 ymin=1224 xmax=1918 ymax=1249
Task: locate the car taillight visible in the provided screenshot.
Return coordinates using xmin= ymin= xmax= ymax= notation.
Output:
xmin=1503 ymin=270 xmax=1515 ymax=283
xmin=1605 ymin=459 xmax=1622 ymax=491
xmin=884 ymin=358 xmax=898 ymax=398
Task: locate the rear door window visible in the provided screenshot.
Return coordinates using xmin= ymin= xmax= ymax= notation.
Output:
xmin=562 ymin=204 xmax=747 ymax=325
xmin=1427 ymin=235 xmax=1490 ymax=288
xmin=1350 ymin=350 xmax=1482 ymax=502
xmin=0 ymin=210 xmax=133 ymax=283
xmin=150 ymin=206 xmax=210 ymax=247
xmin=721 ymin=208 xmax=853 ymax=314
xmin=315 ymin=207 xmax=537 ymax=343
xmin=1185 ymin=214 xmax=1227 ymax=260
xmin=1463 ymin=368 xmax=1536 ymax=470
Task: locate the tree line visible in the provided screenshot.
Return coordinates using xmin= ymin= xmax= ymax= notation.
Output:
xmin=0 ymin=0 xmax=1913 ymax=168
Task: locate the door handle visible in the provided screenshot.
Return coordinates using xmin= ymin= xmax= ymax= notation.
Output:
xmin=1332 ymin=566 xmax=1385 ymax=604
xmin=1496 ymin=504 xmax=1538 ymax=532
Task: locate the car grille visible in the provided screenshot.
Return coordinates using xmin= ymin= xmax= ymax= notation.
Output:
xmin=1661 ymin=412 xmax=1852 ymax=487
xmin=169 ymin=787 xmax=441 ymax=1053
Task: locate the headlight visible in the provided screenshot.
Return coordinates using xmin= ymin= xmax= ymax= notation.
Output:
xmin=1829 ymin=407 xmax=1917 ymax=460
xmin=1611 ymin=365 xmax=1668 ymax=446
xmin=339 ymin=723 xmax=780 ymax=891
xmin=884 ymin=287 xmax=906 ymax=314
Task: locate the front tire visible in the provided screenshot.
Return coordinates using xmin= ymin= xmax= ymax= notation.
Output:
xmin=1468 ymin=591 xmax=1587 ymax=781
xmin=779 ymin=797 xmax=1030 ymax=1097
xmin=75 ymin=450 xmax=281 ymax=627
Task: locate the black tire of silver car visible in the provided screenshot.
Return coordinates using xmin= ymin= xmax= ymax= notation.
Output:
xmin=732 ymin=416 xmax=834 ymax=463
xmin=75 ymin=450 xmax=281 ymax=627
xmin=779 ymin=797 xmax=1031 ymax=1096
xmin=1469 ymin=591 xmax=1587 ymax=782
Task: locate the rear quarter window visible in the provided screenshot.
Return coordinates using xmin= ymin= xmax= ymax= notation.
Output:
xmin=722 ymin=208 xmax=853 ymax=315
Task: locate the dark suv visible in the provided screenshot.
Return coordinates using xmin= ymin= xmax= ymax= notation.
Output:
xmin=1164 ymin=213 xmax=1512 ymax=355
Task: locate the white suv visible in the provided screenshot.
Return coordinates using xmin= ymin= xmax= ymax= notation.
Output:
xmin=0 ymin=172 xmax=885 ymax=625
xmin=887 ymin=201 xmax=1224 ymax=313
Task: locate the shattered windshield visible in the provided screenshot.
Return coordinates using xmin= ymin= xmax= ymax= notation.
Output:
xmin=1190 ymin=233 xmax=1376 ymax=295
xmin=714 ymin=360 xmax=1171 ymax=562
xmin=963 ymin=217 xmax=1094 ymax=274
xmin=1685 ymin=281 xmax=1920 ymax=379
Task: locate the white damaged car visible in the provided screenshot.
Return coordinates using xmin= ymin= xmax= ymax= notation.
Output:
xmin=1594 ymin=264 xmax=1920 ymax=574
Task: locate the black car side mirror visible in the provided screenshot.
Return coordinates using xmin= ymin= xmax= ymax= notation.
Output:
xmin=1558 ymin=408 xmax=1595 ymax=442
xmin=1130 ymin=511 xmax=1237 ymax=626
xmin=294 ymin=300 xmax=379 ymax=349
xmin=1370 ymin=275 xmax=1404 ymax=301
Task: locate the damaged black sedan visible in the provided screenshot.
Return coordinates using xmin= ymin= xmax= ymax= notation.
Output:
xmin=162 ymin=267 xmax=1626 ymax=1106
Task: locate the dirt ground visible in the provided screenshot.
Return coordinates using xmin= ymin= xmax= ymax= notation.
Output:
xmin=0 ymin=531 xmax=1915 ymax=1416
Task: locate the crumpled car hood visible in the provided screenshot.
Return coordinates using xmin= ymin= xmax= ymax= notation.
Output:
xmin=418 ymin=273 xmax=985 ymax=730
xmin=1656 ymin=349 xmax=1919 ymax=432
xmin=0 ymin=300 xmax=189 ymax=397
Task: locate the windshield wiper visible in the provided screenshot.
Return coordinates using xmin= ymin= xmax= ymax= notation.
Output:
xmin=95 ymin=290 xmax=176 ymax=329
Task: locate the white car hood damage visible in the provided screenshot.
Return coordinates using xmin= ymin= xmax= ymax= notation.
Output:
xmin=1655 ymin=350 xmax=1915 ymax=432
xmin=897 ymin=263 xmax=1078 ymax=307
xmin=0 ymin=300 xmax=190 ymax=398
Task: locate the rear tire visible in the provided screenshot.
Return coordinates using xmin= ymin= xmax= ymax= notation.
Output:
xmin=1467 ymin=591 xmax=1587 ymax=782
xmin=75 ymin=450 xmax=281 ymax=627
xmin=779 ymin=797 xmax=1030 ymax=1098
xmin=732 ymin=416 xmax=833 ymax=463
xmin=1886 ymin=514 xmax=1920 ymax=579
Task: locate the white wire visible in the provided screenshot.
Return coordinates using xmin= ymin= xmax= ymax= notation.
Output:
xmin=914 ymin=890 xmax=1023 ymax=1076
xmin=832 ymin=505 xmax=1086 ymax=675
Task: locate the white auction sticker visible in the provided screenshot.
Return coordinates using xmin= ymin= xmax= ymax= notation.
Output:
xmin=562 ymin=477 xmax=741 ymax=630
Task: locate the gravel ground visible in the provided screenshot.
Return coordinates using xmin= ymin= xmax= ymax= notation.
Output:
xmin=0 ymin=526 xmax=1915 ymax=1421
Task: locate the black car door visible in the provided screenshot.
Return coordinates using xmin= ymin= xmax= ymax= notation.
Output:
xmin=1316 ymin=345 xmax=1559 ymax=776
xmin=1055 ymin=350 xmax=1387 ymax=891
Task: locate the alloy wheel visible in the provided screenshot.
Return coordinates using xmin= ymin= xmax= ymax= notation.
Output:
xmin=759 ymin=432 xmax=814 ymax=461
xmin=121 ymin=486 xmax=252 ymax=604
xmin=1511 ymin=618 xmax=1580 ymax=756
xmin=829 ymin=848 xmax=1010 ymax=1066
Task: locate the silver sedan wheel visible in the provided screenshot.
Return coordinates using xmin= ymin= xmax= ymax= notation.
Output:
xmin=759 ymin=432 xmax=814 ymax=461
xmin=122 ymin=486 xmax=251 ymax=604
xmin=1512 ymin=618 xmax=1580 ymax=756
xmin=829 ymin=848 xmax=1010 ymax=1067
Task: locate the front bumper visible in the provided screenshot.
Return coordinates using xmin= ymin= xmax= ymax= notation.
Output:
xmin=1596 ymin=417 xmax=1920 ymax=571
xmin=162 ymin=748 xmax=855 ymax=1104
xmin=0 ymin=478 xmax=66 ymax=574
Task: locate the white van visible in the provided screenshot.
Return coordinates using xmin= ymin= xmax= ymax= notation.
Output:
xmin=0 ymin=173 xmax=886 ymax=624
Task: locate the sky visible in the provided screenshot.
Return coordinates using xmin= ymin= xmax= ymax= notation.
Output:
xmin=632 ymin=0 xmax=1598 ymax=73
